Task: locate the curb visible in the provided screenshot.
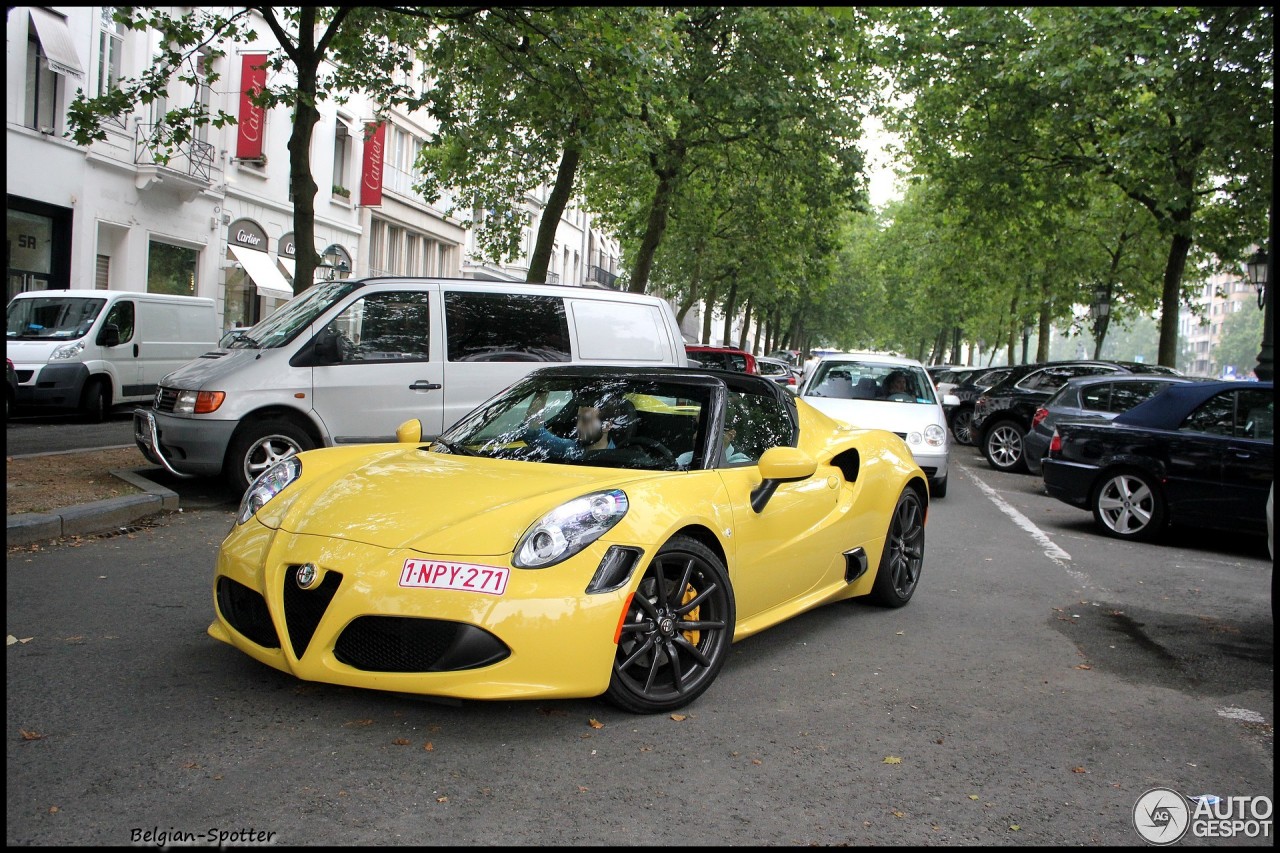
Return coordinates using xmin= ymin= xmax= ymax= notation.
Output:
xmin=6 ymin=468 xmax=180 ymax=547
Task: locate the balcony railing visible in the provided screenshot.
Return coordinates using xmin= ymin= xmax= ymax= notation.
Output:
xmin=134 ymin=123 xmax=215 ymax=183
xmin=587 ymin=265 xmax=619 ymax=289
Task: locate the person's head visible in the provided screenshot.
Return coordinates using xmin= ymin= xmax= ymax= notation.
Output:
xmin=885 ymin=371 xmax=909 ymax=393
xmin=575 ymin=394 xmax=637 ymax=448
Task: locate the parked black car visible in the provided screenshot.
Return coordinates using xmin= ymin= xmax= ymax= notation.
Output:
xmin=1022 ymin=374 xmax=1203 ymax=474
xmin=1042 ymin=380 xmax=1273 ymax=541
xmin=946 ymin=366 xmax=1015 ymax=446
xmin=972 ymin=360 xmax=1180 ymax=473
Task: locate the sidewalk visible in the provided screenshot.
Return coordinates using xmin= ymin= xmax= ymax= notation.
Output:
xmin=6 ymin=465 xmax=180 ymax=547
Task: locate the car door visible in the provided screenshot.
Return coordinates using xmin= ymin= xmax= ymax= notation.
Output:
xmin=1222 ymin=388 xmax=1274 ymax=524
xmin=714 ymin=391 xmax=845 ymax=622
xmin=310 ymin=288 xmax=445 ymax=442
xmin=1167 ymin=390 xmax=1242 ymax=524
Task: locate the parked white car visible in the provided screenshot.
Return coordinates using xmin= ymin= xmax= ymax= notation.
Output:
xmin=798 ymin=352 xmax=959 ymax=498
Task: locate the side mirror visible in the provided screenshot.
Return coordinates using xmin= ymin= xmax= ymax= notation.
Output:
xmin=942 ymin=393 xmax=961 ymax=408
xmin=751 ymin=446 xmax=817 ymax=513
xmin=395 ymin=419 xmax=424 ymax=444
xmin=98 ymin=324 xmax=121 ymax=348
xmin=311 ymin=328 xmax=342 ymax=364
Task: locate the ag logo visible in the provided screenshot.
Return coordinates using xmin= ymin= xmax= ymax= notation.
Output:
xmin=1134 ymin=787 xmax=1190 ymax=845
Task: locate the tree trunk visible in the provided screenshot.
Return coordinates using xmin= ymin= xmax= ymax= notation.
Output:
xmin=628 ymin=140 xmax=686 ymax=294
xmin=1157 ymin=229 xmax=1193 ymax=368
xmin=700 ymin=283 xmax=719 ymax=344
xmin=721 ymin=282 xmax=738 ymax=347
xmin=289 ymin=9 xmax=321 ymax=292
xmin=528 ymin=144 xmax=581 ymax=282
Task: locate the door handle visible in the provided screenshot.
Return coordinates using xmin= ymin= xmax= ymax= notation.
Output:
xmin=409 ymin=381 xmax=442 ymax=391
xmin=133 ymin=344 xmax=139 ymax=357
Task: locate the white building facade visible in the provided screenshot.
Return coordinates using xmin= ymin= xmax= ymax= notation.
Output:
xmin=1179 ymin=268 xmax=1257 ymax=378
xmin=7 ymin=6 xmax=623 ymax=335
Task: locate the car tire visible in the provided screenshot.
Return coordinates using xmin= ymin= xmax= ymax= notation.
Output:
xmin=867 ymin=487 xmax=926 ymax=608
xmin=225 ymin=417 xmax=315 ymax=497
xmin=982 ymin=420 xmax=1027 ymax=473
xmin=80 ymin=379 xmax=110 ymax=424
xmin=605 ymin=535 xmax=735 ymax=714
xmin=1091 ymin=468 xmax=1166 ymax=541
xmin=929 ymin=476 xmax=948 ymax=499
xmin=950 ymin=407 xmax=975 ymax=445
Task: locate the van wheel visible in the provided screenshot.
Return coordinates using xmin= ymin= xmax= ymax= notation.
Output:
xmin=226 ymin=418 xmax=314 ymax=496
xmin=81 ymin=380 xmax=111 ymax=423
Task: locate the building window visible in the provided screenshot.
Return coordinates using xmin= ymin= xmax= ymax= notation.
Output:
xmin=95 ymin=255 xmax=111 ymax=290
xmin=26 ymin=36 xmax=59 ymax=132
xmin=333 ymin=120 xmax=351 ymax=194
xmin=193 ymin=53 xmax=212 ymax=143
xmin=97 ymin=8 xmax=124 ymax=97
xmin=148 ymin=240 xmax=198 ymax=296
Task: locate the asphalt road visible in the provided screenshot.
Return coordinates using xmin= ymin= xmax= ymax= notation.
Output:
xmin=6 ymin=406 xmax=137 ymax=456
xmin=6 ymin=447 xmax=1273 ymax=846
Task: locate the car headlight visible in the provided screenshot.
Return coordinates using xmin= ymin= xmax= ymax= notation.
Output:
xmin=51 ymin=340 xmax=85 ymax=360
xmin=924 ymin=424 xmax=946 ymax=447
xmin=236 ymin=457 xmax=302 ymax=524
xmin=514 ymin=490 xmax=629 ymax=569
xmin=171 ymin=389 xmax=226 ymax=414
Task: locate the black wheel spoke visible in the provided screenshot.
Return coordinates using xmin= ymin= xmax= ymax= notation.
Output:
xmin=672 ymin=633 xmax=712 ymax=668
xmin=662 ymin=638 xmax=687 ymax=691
xmin=674 ymin=583 xmax=716 ymax=616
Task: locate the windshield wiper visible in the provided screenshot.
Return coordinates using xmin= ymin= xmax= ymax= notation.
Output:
xmin=433 ymin=439 xmax=479 ymax=456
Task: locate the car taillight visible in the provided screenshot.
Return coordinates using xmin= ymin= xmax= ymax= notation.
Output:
xmin=786 ymin=375 xmax=796 ymax=386
xmin=1048 ymin=429 xmax=1062 ymax=455
xmin=1031 ymin=407 xmax=1048 ymax=429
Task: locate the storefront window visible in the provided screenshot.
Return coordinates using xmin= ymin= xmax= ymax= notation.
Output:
xmin=148 ymin=240 xmax=198 ymax=295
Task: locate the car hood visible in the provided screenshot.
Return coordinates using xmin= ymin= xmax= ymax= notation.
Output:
xmin=157 ymin=345 xmax=284 ymax=389
xmin=258 ymin=445 xmax=661 ymax=556
xmin=800 ymin=396 xmax=945 ymax=433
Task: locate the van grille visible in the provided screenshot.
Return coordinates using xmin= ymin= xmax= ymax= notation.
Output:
xmin=153 ymin=386 xmax=181 ymax=413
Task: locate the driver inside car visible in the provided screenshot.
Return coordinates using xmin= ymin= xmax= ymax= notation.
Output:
xmin=521 ymin=392 xmax=637 ymax=461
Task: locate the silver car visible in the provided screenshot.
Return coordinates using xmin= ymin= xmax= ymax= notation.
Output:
xmin=799 ymin=353 xmax=959 ymax=498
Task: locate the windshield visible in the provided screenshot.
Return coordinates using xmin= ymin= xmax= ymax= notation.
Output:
xmin=6 ymin=296 xmax=107 ymax=340
xmin=806 ymin=361 xmax=937 ymax=404
xmin=222 ymin=280 xmax=361 ymax=349
xmin=438 ymin=373 xmax=713 ymax=471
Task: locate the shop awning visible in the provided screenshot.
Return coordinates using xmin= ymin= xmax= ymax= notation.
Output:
xmin=28 ymin=7 xmax=84 ymax=78
xmin=229 ymin=245 xmax=294 ymax=300
xmin=277 ymin=257 xmax=295 ymax=283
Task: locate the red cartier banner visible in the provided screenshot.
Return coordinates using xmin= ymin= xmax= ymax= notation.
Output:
xmin=361 ymin=121 xmax=386 ymax=207
xmin=236 ymin=54 xmax=268 ymax=160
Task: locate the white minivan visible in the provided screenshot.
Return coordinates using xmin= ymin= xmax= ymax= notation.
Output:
xmin=134 ymin=277 xmax=689 ymax=493
xmin=6 ymin=290 xmax=219 ymax=421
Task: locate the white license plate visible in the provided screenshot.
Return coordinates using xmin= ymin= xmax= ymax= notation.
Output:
xmin=399 ymin=559 xmax=509 ymax=595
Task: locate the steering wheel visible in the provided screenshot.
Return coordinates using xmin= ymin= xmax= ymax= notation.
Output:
xmin=627 ymin=436 xmax=675 ymax=464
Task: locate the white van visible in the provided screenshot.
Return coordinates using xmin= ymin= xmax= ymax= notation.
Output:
xmin=6 ymin=291 xmax=219 ymax=421
xmin=134 ymin=277 xmax=688 ymax=493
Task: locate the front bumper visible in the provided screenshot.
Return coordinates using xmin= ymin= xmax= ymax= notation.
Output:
xmin=133 ymin=408 xmax=237 ymax=478
xmin=209 ymin=520 xmax=637 ymax=701
xmin=906 ymin=446 xmax=949 ymax=480
xmin=14 ymin=363 xmax=89 ymax=410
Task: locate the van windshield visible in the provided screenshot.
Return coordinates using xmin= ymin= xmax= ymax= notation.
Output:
xmin=6 ymin=296 xmax=107 ymax=340
xmin=223 ymin=280 xmax=361 ymax=349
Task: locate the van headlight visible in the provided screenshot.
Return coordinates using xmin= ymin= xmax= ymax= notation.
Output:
xmin=171 ymin=389 xmax=226 ymax=414
xmin=51 ymin=340 xmax=85 ymax=360
xmin=514 ymin=490 xmax=629 ymax=568
xmin=237 ymin=457 xmax=302 ymax=524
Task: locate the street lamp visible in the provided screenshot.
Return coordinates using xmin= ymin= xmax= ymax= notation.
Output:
xmin=1246 ymin=248 xmax=1268 ymax=309
xmin=317 ymin=244 xmax=351 ymax=281
xmin=1021 ymin=324 xmax=1033 ymax=364
xmin=1090 ymin=283 xmax=1111 ymax=359
xmin=1246 ymin=247 xmax=1271 ymax=381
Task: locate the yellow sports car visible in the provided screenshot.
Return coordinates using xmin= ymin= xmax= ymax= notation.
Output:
xmin=211 ymin=366 xmax=929 ymax=713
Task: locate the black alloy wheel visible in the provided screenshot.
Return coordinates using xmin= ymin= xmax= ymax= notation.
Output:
xmin=868 ymin=487 xmax=926 ymax=608
xmin=950 ymin=407 xmax=975 ymax=445
xmin=605 ymin=535 xmax=735 ymax=714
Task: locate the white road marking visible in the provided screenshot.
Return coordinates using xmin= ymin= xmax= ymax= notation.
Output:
xmin=1217 ymin=706 xmax=1267 ymax=724
xmin=964 ymin=467 xmax=1094 ymax=587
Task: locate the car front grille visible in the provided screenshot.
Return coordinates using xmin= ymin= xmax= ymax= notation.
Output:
xmin=333 ymin=615 xmax=510 ymax=673
xmin=282 ymin=565 xmax=343 ymax=659
xmin=217 ymin=576 xmax=281 ymax=649
xmin=153 ymin=386 xmax=181 ymax=413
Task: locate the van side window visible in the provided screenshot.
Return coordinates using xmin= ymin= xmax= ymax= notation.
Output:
xmin=326 ymin=291 xmax=431 ymax=362
xmin=102 ymin=301 xmax=135 ymax=344
xmin=445 ymin=292 xmax=571 ymax=362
